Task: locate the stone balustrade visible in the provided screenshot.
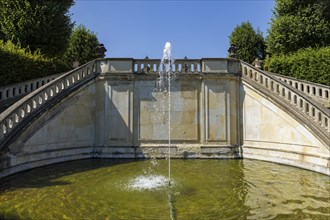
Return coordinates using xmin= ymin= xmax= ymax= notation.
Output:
xmin=0 ymin=58 xmax=329 ymax=177
xmin=0 ymin=74 xmax=61 ymax=103
xmin=133 ymin=59 xmax=202 ymax=74
xmin=101 ymin=58 xmax=240 ymax=75
xmin=0 ymin=60 xmax=100 ymax=148
xmin=242 ymin=62 xmax=330 ymax=136
xmin=269 ymin=72 xmax=330 ymax=108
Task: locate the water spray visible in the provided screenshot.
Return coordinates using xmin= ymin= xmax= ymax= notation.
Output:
xmin=156 ymin=42 xmax=175 ymax=187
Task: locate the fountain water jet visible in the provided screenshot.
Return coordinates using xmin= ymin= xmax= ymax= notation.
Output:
xmin=129 ymin=42 xmax=175 ymax=191
xmin=156 ymin=42 xmax=175 ymax=186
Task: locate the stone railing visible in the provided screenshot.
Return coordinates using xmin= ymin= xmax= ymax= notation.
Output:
xmin=101 ymin=58 xmax=240 ymax=75
xmin=0 ymin=73 xmax=61 ymax=103
xmin=133 ymin=59 xmax=202 ymax=74
xmin=269 ymin=72 xmax=330 ymax=108
xmin=0 ymin=60 xmax=102 ymax=149
xmin=241 ymin=61 xmax=330 ymax=145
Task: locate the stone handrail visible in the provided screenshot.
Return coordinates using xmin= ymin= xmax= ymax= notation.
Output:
xmin=0 ymin=73 xmax=62 ymax=103
xmin=0 ymin=60 xmax=101 ymax=149
xmin=269 ymin=72 xmax=330 ymax=107
xmin=241 ymin=61 xmax=330 ymax=146
xmin=133 ymin=59 xmax=202 ymax=74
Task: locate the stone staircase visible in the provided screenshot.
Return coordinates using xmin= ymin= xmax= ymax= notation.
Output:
xmin=241 ymin=61 xmax=330 ymax=148
xmin=0 ymin=60 xmax=101 ymax=149
xmin=1 ymin=59 xmax=329 ymax=149
xmin=0 ymin=58 xmax=329 ymax=177
xmin=269 ymin=71 xmax=330 ymax=108
xmin=0 ymin=74 xmax=61 ymax=113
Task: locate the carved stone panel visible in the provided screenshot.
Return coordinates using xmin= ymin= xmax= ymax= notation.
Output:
xmin=205 ymin=81 xmax=228 ymax=143
xmin=135 ymin=80 xmax=199 ymax=143
xmin=105 ymin=82 xmax=132 ymax=145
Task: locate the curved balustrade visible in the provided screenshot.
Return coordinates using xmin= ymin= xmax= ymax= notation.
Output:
xmin=0 ymin=73 xmax=62 ymax=103
xmin=0 ymin=60 xmax=101 ymax=148
xmin=241 ymin=62 xmax=330 ymax=141
xmin=133 ymin=59 xmax=201 ymax=74
xmin=269 ymin=72 xmax=330 ymax=107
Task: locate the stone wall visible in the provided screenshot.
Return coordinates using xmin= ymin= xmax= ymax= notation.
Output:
xmin=0 ymin=59 xmax=242 ymax=178
xmin=0 ymin=58 xmax=328 ymax=178
xmin=94 ymin=71 xmax=241 ymax=159
xmin=241 ymin=81 xmax=329 ymax=175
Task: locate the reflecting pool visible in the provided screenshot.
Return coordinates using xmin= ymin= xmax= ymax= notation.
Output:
xmin=0 ymin=159 xmax=329 ymax=219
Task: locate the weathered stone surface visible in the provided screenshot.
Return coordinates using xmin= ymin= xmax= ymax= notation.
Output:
xmin=1 ymin=58 xmax=328 ymax=178
xmin=242 ymin=82 xmax=329 ymax=175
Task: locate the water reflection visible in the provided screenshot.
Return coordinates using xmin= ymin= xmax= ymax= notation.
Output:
xmin=0 ymin=159 xmax=329 ymax=220
xmin=243 ymin=160 xmax=330 ymax=219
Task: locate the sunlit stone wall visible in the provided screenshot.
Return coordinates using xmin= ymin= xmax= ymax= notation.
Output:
xmin=94 ymin=59 xmax=241 ymax=158
xmin=241 ymin=81 xmax=329 ymax=175
xmin=2 ymin=58 xmax=327 ymax=178
xmin=0 ymin=59 xmax=241 ymax=178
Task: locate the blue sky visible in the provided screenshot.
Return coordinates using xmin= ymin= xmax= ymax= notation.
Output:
xmin=70 ymin=0 xmax=275 ymax=59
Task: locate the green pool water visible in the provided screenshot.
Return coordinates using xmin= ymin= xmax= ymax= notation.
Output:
xmin=0 ymin=159 xmax=329 ymax=219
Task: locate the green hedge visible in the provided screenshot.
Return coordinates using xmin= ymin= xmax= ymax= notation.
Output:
xmin=264 ymin=46 xmax=330 ymax=86
xmin=0 ymin=40 xmax=69 ymax=86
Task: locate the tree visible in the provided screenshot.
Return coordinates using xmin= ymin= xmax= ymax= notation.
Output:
xmin=64 ymin=25 xmax=101 ymax=66
xmin=228 ymin=22 xmax=265 ymax=64
xmin=0 ymin=0 xmax=74 ymax=57
xmin=266 ymin=0 xmax=330 ymax=55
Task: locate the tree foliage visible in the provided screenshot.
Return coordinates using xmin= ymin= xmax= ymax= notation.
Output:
xmin=266 ymin=0 xmax=330 ymax=55
xmin=228 ymin=22 xmax=265 ymax=64
xmin=0 ymin=40 xmax=69 ymax=86
xmin=0 ymin=0 xmax=74 ymax=57
xmin=64 ymin=25 xmax=100 ymax=66
xmin=264 ymin=46 xmax=330 ymax=86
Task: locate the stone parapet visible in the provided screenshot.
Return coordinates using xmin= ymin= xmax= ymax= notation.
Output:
xmin=0 ymin=73 xmax=62 ymax=112
xmin=0 ymin=58 xmax=329 ymax=178
xmin=269 ymin=72 xmax=330 ymax=108
xmin=241 ymin=62 xmax=330 ymax=143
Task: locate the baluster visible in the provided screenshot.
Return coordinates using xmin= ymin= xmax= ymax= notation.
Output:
xmin=154 ymin=63 xmax=158 ymax=73
xmin=183 ymin=61 xmax=188 ymax=73
xmin=298 ymin=98 xmax=303 ymax=110
xmin=304 ymin=84 xmax=308 ymax=95
xmin=13 ymin=112 xmax=19 ymax=124
xmin=275 ymin=83 xmax=280 ymax=94
xmin=171 ymin=63 xmax=175 ymax=73
xmin=304 ymin=102 xmax=309 ymax=115
xmin=265 ymin=77 xmax=269 ymax=88
xmin=259 ymin=75 xmax=263 ymax=85
xmin=140 ymin=62 xmax=143 ymax=73
xmin=316 ymin=111 xmax=322 ymax=124
xmin=20 ymin=108 xmax=25 ymax=119
xmin=191 ymin=62 xmax=195 ymax=73
xmin=2 ymin=123 xmax=7 ymax=135
xmin=32 ymin=98 xmax=38 ymax=109
xmin=7 ymin=117 xmax=13 ymax=130
xmin=282 ymin=87 xmax=286 ymax=98
xmin=310 ymin=105 xmax=315 ymax=118
xmin=287 ymin=91 xmax=292 ymax=102
xmin=0 ymin=123 xmax=5 ymax=138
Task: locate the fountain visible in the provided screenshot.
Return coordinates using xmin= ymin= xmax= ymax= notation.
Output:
xmin=1 ymin=159 xmax=329 ymax=219
xmin=129 ymin=42 xmax=175 ymax=190
xmin=0 ymin=44 xmax=329 ymax=219
xmin=156 ymin=42 xmax=175 ymax=186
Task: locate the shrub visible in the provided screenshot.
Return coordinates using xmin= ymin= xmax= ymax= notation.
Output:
xmin=0 ymin=40 xmax=69 ymax=86
xmin=264 ymin=46 xmax=330 ymax=86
